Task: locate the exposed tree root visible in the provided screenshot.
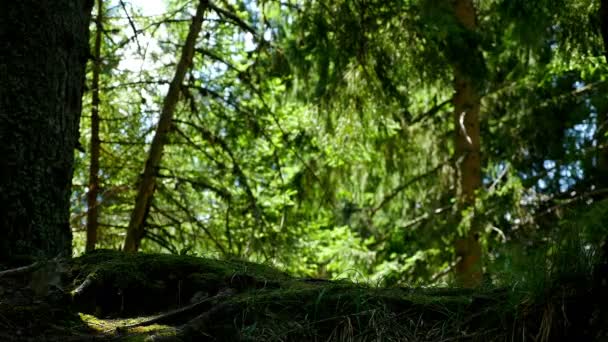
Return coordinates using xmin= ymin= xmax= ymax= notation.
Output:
xmin=0 ymin=262 xmax=40 ymax=278
xmin=118 ymin=288 xmax=236 ymax=330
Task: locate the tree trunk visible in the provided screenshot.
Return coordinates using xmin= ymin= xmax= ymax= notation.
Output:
xmin=592 ymin=1 xmax=608 ymax=330
xmin=598 ymin=0 xmax=608 ymax=190
xmin=0 ymin=0 xmax=93 ymax=263
xmin=451 ymin=0 xmax=483 ymax=288
xmin=123 ymin=0 xmax=208 ymax=252
xmin=601 ymin=0 xmax=608 ymax=62
xmin=86 ymin=0 xmax=104 ymax=252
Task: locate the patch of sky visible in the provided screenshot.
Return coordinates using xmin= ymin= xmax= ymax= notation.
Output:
xmin=534 ymin=79 xmax=598 ymax=192
xmin=543 ymin=160 xmax=556 ymax=170
xmin=482 ymin=161 xmax=508 ymax=186
xmin=125 ymin=0 xmax=166 ymax=16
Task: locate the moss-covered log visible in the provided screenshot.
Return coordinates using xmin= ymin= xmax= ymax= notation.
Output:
xmin=0 ymin=251 xmax=606 ymax=341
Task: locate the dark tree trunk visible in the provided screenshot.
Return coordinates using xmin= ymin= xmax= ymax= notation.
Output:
xmin=86 ymin=0 xmax=104 ymax=252
xmin=0 ymin=0 xmax=93 ymax=263
xmin=598 ymin=0 xmax=608 ymax=190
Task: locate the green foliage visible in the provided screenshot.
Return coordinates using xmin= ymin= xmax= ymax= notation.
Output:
xmin=489 ymin=199 xmax=608 ymax=305
xmin=71 ymin=0 xmax=608 ymax=287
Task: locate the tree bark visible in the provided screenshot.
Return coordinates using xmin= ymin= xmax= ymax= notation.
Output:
xmin=451 ymin=0 xmax=483 ymax=288
xmin=123 ymin=0 xmax=208 ymax=252
xmin=592 ymin=2 xmax=608 ymax=327
xmin=0 ymin=0 xmax=94 ymax=263
xmin=86 ymin=0 xmax=104 ymax=252
xmin=598 ymin=0 xmax=608 ymax=189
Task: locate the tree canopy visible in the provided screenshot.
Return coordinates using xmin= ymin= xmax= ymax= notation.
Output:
xmin=3 ymin=0 xmax=608 ymax=340
xmin=65 ymin=0 xmax=608 ymax=287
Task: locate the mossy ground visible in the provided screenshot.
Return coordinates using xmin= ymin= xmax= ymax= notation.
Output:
xmin=0 ymin=250 xmax=603 ymax=341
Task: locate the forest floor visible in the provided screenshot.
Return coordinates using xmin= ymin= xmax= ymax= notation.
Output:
xmin=0 ymin=250 xmax=605 ymax=341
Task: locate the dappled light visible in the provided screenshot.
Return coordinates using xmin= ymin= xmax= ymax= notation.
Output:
xmin=1 ymin=0 xmax=608 ymax=340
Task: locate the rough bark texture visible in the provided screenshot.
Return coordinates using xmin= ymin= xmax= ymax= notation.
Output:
xmin=451 ymin=0 xmax=483 ymax=288
xmin=86 ymin=0 xmax=104 ymax=252
xmin=123 ymin=0 xmax=208 ymax=252
xmin=0 ymin=0 xmax=93 ymax=263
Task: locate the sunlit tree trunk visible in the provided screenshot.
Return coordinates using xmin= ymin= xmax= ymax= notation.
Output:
xmin=0 ymin=0 xmax=93 ymax=263
xmin=86 ymin=0 xmax=104 ymax=252
xmin=123 ymin=0 xmax=208 ymax=252
xmin=451 ymin=0 xmax=483 ymax=288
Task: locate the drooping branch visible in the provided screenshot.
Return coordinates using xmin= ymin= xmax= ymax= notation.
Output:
xmin=155 ymin=184 xmax=227 ymax=256
xmin=118 ymin=0 xmax=143 ymax=53
xmin=195 ymin=48 xmax=242 ymax=73
xmin=145 ymin=230 xmax=180 ymax=254
xmin=173 ymin=119 xmax=264 ymax=230
xmin=156 ymin=172 xmax=231 ymax=200
xmin=236 ymin=77 xmax=331 ymax=206
xmin=208 ymin=2 xmax=257 ymax=36
xmin=370 ymin=158 xmax=453 ymax=217
xmin=172 ymin=126 xmax=228 ymax=170
xmin=409 ymin=98 xmax=452 ymax=125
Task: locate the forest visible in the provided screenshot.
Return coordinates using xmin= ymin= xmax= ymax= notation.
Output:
xmin=1 ymin=0 xmax=608 ymax=340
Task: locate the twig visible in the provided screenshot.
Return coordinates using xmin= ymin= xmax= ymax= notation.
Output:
xmin=410 ymin=98 xmax=452 ymax=125
xmin=539 ymin=188 xmax=608 ymax=217
xmin=209 ymin=2 xmax=257 ymax=35
xmin=400 ymin=205 xmax=452 ymax=230
xmin=155 ymin=184 xmax=227 ymax=256
xmin=430 ymin=257 xmax=462 ymax=283
xmin=488 ymin=164 xmax=510 ymax=192
xmin=118 ymin=0 xmax=143 ymax=54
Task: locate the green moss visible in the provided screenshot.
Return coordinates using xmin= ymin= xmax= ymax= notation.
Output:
xmin=65 ymin=251 xmax=520 ymax=341
xmin=70 ymin=250 xmax=290 ymax=316
xmin=79 ymin=313 xmax=177 ymax=341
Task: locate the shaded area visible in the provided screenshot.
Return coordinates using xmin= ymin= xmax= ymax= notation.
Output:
xmin=1 ymin=250 xmax=607 ymax=341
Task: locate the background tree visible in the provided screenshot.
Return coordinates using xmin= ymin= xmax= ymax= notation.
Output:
xmin=86 ymin=0 xmax=105 ymax=252
xmin=449 ymin=0 xmax=484 ymax=287
xmin=123 ymin=0 xmax=208 ymax=252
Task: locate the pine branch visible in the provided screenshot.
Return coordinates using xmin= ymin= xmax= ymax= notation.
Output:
xmin=209 ymin=2 xmax=257 ymax=36
xmin=371 ymin=158 xmax=453 ymax=216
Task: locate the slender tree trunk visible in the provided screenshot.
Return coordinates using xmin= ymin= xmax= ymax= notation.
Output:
xmin=0 ymin=0 xmax=93 ymax=263
xmin=86 ymin=0 xmax=104 ymax=252
xmin=598 ymin=0 xmax=608 ymax=190
xmin=123 ymin=0 xmax=208 ymax=252
xmin=451 ymin=0 xmax=483 ymax=288
xmin=592 ymin=0 xmax=608 ymax=308
xmin=601 ymin=0 xmax=608 ymax=62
